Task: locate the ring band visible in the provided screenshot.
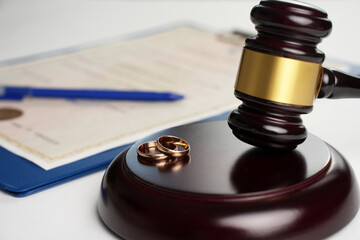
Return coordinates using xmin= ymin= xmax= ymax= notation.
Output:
xmin=156 ymin=136 xmax=190 ymax=158
xmin=137 ymin=142 xmax=167 ymax=160
xmin=137 ymin=141 xmax=177 ymax=160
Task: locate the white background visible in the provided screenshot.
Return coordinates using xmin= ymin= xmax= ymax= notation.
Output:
xmin=1 ymin=1 xmax=360 ymax=239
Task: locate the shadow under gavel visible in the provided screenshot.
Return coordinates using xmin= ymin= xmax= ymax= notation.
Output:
xmin=228 ymin=0 xmax=360 ymax=150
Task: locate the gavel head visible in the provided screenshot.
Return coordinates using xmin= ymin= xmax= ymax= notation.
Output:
xmin=228 ymin=0 xmax=332 ymax=150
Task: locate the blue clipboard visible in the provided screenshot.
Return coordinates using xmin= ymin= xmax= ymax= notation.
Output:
xmin=0 ymin=111 xmax=229 ymax=197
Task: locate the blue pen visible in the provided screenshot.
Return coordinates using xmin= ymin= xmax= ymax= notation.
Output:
xmin=0 ymin=86 xmax=184 ymax=101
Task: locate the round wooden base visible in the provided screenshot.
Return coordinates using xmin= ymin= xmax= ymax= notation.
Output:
xmin=98 ymin=120 xmax=359 ymax=240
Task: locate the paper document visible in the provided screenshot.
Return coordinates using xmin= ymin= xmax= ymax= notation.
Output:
xmin=0 ymin=27 xmax=244 ymax=170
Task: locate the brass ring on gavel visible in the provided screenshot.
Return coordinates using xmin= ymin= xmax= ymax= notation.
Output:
xmin=156 ymin=136 xmax=190 ymax=158
xmin=137 ymin=141 xmax=177 ymax=161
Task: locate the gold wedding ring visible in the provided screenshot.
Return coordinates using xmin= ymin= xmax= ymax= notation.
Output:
xmin=156 ymin=136 xmax=190 ymax=158
xmin=137 ymin=136 xmax=190 ymax=164
xmin=137 ymin=141 xmax=175 ymax=161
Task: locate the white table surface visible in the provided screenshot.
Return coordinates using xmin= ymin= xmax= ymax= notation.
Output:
xmin=1 ymin=1 xmax=360 ymax=239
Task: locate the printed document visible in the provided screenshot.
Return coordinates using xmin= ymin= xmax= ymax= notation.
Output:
xmin=0 ymin=27 xmax=244 ymax=169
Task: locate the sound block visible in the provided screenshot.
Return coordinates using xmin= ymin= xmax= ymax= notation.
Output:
xmin=98 ymin=120 xmax=359 ymax=240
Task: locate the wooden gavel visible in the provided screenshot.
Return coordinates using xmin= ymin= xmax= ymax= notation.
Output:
xmin=228 ymin=0 xmax=360 ymax=150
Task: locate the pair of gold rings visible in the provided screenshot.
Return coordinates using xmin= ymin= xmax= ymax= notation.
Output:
xmin=137 ymin=135 xmax=190 ymax=161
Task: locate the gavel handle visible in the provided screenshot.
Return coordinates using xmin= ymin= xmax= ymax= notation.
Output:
xmin=319 ymin=67 xmax=360 ymax=99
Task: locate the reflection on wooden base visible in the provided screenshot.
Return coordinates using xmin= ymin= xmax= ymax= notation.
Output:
xmin=98 ymin=120 xmax=359 ymax=240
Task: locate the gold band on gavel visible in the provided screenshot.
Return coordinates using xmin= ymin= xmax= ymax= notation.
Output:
xmin=234 ymin=48 xmax=323 ymax=106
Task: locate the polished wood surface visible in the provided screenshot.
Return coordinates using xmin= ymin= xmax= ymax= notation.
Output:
xmin=98 ymin=121 xmax=359 ymax=240
xmin=246 ymin=0 xmax=331 ymax=62
xmin=228 ymin=91 xmax=310 ymax=150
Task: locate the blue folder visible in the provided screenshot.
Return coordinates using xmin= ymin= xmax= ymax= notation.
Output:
xmin=0 ymin=143 xmax=132 ymax=197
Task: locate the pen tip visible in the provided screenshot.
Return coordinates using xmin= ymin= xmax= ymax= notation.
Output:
xmin=168 ymin=93 xmax=184 ymax=101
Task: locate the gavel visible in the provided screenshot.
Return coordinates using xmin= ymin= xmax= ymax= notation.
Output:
xmin=98 ymin=1 xmax=360 ymax=239
xmin=228 ymin=0 xmax=360 ymax=150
